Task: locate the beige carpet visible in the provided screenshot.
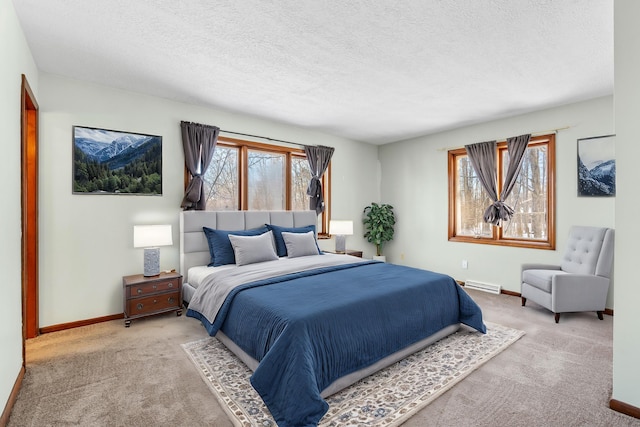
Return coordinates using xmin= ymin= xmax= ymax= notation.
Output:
xmin=182 ymin=322 xmax=524 ymax=426
xmin=8 ymin=289 xmax=640 ymax=426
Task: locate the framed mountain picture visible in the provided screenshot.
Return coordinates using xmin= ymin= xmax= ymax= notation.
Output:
xmin=577 ymin=134 xmax=615 ymax=197
xmin=72 ymin=126 xmax=162 ymax=195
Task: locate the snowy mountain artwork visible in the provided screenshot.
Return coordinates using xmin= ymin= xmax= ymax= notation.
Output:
xmin=577 ymin=135 xmax=615 ymax=197
xmin=73 ymin=126 xmax=162 ymax=195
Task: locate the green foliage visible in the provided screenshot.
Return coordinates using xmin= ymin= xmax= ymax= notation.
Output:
xmin=72 ymin=144 xmax=162 ymax=195
xmin=363 ymin=202 xmax=396 ymax=256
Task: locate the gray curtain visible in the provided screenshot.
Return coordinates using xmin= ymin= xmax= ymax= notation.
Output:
xmin=499 ymin=134 xmax=531 ymax=209
xmin=465 ymin=134 xmax=531 ymax=226
xmin=304 ymin=145 xmax=335 ymax=215
xmin=465 ymin=140 xmax=499 ymax=223
xmin=180 ymin=121 xmax=219 ymax=210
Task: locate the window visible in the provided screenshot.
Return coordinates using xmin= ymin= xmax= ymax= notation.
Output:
xmin=203 ymin=145 xmax=239 ymax=210
xmin=247 ymin=149 xmax=286 ymax=210
xmin=448 ymin=134 xmax=555 ymax=249
xmin=194 ymin=136 xmax=330 ymax=235
xmin=291 ymin=154 xmax=312 ymax=211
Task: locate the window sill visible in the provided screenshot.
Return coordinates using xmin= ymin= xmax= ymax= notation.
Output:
xmin=448 ymin=235 xmax=555 ymax=250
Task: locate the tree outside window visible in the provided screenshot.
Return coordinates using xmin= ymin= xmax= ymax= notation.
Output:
xmin=203 ymin=145 xmax=238 ymax=210
xmin=291 ymin=155 xmax=312 ymax=211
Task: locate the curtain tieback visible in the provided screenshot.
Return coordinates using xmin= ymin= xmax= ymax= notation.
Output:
xmin=484 ymin=200 xmax=515 ymax=226
xmin=306 ymin=176 xmax=322 ymax=197
xmin=184 ymin=175 xmax=204 ymax=204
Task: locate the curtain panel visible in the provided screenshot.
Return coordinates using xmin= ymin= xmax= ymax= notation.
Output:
xmin=181 ymin=121 xmax=220 ymax=210
xmin=464 ymin=134 xmax=531 ymax=226
xmin=304 ymin=145 xmax=334 ymax=215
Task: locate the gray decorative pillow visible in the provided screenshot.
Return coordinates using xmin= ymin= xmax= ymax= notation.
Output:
xmin=228 ymin=231 xmax=278 ymax=266
xmin=282 ymin=231 xmax=321 ymax=258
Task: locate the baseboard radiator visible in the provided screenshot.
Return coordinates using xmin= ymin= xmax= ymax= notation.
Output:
xmin=464 ymin=280 xmax=501 ymax=294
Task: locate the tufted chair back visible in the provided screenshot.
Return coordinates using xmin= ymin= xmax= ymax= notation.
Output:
xmin=560 ymin=226 xmax=615 ymax=278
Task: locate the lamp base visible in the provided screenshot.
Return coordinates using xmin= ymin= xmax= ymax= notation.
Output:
xmin=335 ymin=235 xmax=346 ymax=253
xmin=143 ymin=247 xmax=160 ymax=276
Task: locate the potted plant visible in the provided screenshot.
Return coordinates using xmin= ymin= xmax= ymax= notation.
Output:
xmin=363 ymin=202 xmax=396 ymax=261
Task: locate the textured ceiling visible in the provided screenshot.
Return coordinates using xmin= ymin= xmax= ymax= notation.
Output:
xmin=12 ymin=0 xmax=613 ymax=145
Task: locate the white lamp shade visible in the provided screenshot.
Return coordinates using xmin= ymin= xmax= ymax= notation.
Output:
xmin=133 ymin=225 xmax=173 ymax=248
xmin=329 ymin=220 xmax=353 ymax=236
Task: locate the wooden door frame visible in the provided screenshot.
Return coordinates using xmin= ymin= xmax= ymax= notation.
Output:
xmin=21 ymin=74 xmax=39 ymax=355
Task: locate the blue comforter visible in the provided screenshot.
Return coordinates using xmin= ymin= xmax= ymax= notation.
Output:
xmin=187 ymin=260 xmax=485 ymax=427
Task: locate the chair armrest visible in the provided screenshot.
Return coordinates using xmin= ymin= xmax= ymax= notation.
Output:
xmin=521 ymin=263 xmax=561 ymax=276
xmin=551 ymin=274 xmax=610 ymax=312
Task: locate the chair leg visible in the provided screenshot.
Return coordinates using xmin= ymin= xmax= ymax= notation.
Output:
xmin=521 ymin=297 xmax=527 ymax=306
xmin=597 ymin=311 xmax=604 ymax=320
xmin=554 ymin=313 xmax=560 ymax=323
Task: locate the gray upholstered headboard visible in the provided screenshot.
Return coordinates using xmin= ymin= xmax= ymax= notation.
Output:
xmin=179 ymin=210 xmax=318 ymax=284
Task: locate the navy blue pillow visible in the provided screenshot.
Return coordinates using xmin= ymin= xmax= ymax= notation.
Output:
xmin=266 ymin=224 xmax=320 ymax=257
xmin=203 ymin=226 xmax=269 ymax=267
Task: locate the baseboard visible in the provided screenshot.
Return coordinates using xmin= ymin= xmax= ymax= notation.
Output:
xmin=610 ymin=398 xmax=640 ymax=419
xmin=35 ymin=289 xmax=615 ymax=335
xmin=458 ymin=281 xmax=613 ymax=315
xmin=458 ymin=282 xmax=519 ymax=298
xmin=39 ymin=313 xmax=124 ymax=334
xmin=500 ymin=289 xmax=521 ymax=297
xmin=1 ymin=365 xmax=25 ymax=427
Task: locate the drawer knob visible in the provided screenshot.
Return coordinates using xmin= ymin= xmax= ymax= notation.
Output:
xmin=168 ymin=282 xmax=174 ymax=288
xmin=137 ymin=288 xmax=142 ymax=294
xmin=168 ymin=297 xmax=175 ymax=303
xmin=136 ymin=303 xmax=143 ymax=310
xmin=153 ymin=299 xmax=157 ymax=304
xmin=152 ymin=284 xmax=157 ymax=290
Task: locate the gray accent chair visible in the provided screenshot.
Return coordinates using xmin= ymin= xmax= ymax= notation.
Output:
xmin=521 ymin=226 xmax=614 ymax=323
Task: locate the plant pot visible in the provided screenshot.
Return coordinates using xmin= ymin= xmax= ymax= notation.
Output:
xmin=373 ymin=255 xmax=386 ymax=262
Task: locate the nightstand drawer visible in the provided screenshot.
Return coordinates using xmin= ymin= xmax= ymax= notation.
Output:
xmin=127 ymin=291 xmax=181 ymax=315
xmin=128 ymin=279 xmax=179 ymax=297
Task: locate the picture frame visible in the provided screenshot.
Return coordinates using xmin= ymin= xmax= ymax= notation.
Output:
xmin=73 ymin=126 xmax=162 ymax=195
xmin=577 ymin=134 xmax=615 ymax=197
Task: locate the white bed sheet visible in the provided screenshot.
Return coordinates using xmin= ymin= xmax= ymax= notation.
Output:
xmin=187 ymin=265 xmax=236 ymax=289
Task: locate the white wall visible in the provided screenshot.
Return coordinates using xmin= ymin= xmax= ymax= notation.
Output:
xmin=0 ymin=0 xmax=38 ymax=413
xmin=612 ymin=0 xmax=640 ymax=410
xmin=379 ymin=96 xmax=615 ymax=306
xmin=38 ymin=73 xmax=379 ymax=327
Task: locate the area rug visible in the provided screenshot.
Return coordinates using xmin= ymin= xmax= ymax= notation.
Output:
xmin=181 ymin=322 xmax=524 ymax=427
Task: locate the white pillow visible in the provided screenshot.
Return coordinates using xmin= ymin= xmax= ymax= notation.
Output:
xmin=228 ymin=231 xmax=278 ymax=266
xmin=282 ymin=231 xmax=321 ymax=258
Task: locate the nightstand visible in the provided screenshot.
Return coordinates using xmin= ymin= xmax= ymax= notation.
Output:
xmin=324 ymin=249 xmax=363 ymax=258
xmin=123 ymin=271 xmax=183 ymax=327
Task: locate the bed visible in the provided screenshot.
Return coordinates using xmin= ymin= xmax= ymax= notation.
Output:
xmin=180 ymin=210 xmax=486 ymax=427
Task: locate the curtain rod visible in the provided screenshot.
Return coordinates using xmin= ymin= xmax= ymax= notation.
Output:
xmin=219 ymin=129 xmax=307 ymax=148
xmin=436 ymin=126 xmax=571 ymax=152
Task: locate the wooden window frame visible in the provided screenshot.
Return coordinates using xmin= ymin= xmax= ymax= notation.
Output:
xmin=447 ymin=134 xmax=556 ymax=250
xmin=184 ymin=136 xmax=331 ymax=236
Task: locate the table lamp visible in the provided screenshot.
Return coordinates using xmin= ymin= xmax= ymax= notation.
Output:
xmin=329 ymin=220 xmax=353 ymax=253
xmin=133 ymin=224 xmax=173 ymax=276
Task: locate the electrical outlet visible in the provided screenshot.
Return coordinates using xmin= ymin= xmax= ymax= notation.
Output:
xmin=462 ymin=259 xmax=468 ymax=269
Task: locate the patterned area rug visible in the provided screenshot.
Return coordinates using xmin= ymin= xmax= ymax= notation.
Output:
xmin=181 ymin=322 xmax=524 ymax=426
